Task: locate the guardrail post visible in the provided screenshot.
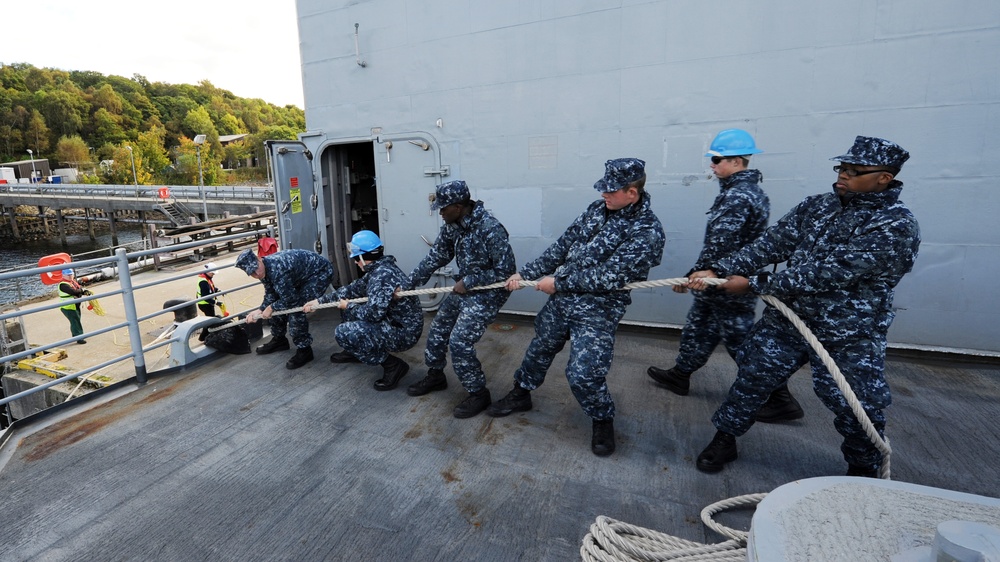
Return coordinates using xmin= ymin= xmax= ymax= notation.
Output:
xmin=116 ymin=247 xmax=148 ymax=384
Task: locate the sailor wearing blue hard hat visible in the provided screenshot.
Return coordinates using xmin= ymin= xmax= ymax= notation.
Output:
xmin=648 ymin=128 xmax=803 ymax=423
xmin=304 ymin=230 xmax=424 ymax=391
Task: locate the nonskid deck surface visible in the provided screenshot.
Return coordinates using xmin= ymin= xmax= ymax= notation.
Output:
xmin=1 ymin=311 xmax=998 ymax=561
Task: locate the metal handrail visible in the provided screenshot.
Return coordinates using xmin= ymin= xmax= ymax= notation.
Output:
xmin=0 ymin=228 xmax=272 ymax=415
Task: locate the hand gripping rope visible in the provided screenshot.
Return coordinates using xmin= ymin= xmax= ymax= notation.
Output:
xmin=207 ymin=277 xmax=891 ymax=561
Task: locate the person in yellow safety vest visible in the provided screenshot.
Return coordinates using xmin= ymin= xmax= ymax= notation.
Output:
xmin=58 ymin=268 xmax=91 ymax=344
xmin=196 ymin=262 xmax=224 ymax=342
xmin=196 ymin=262 xmax=224 ymax=316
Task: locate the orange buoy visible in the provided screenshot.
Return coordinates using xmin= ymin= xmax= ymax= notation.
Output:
xmin=158 ymin=187 xmax=170 ymax=199
xmin=38 ymin=253 xmax=72 ymax=285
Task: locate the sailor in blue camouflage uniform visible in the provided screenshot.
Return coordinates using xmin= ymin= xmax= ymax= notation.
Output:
xmin=647 ymin=129 xmax=803 ymax=422
xmin=304 ymin=231 xmax=423 ymax=391
xmin=489 ymin=158 xmax=666 ymax=457
xmin=689 ymin=136 xmax=920 ymax=477
xmin=403 ymin=180 xmax=517 ymax=419
xmin=236 ymin=248 xmax=335 ymax=370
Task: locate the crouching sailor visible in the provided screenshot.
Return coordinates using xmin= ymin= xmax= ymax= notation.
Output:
xmin=304 ymin=231 xmax=424 ymax=391
xmin=236 ymin=248 xmax=335 ymax=370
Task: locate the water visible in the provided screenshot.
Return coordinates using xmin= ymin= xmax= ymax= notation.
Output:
xmin=1 ymin=228 xmax=146 ymax=305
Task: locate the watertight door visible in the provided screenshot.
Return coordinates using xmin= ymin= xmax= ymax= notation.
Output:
xmin=372 ymin=134 xmax=451 ymax=308
xmin=267 ymin=140 xmax=323 ymax=253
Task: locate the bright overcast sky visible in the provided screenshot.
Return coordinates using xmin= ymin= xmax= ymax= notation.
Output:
xmin=2 ymin=0 xmax=304 ymax=108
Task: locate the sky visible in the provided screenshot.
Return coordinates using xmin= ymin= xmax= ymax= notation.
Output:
xmin=2 ymin=0 xmax=305 ymax=108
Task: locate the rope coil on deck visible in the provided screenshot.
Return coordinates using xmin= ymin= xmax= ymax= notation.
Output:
xmin=579 ymin=288 xmax=891 ymax=561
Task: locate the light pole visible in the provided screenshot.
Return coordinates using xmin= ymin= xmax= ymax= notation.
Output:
xmin=26 ymin=149 xmax=37 ymax=183
xmin=193 ymin=134 xmax=208 ymax=221
xmin=125 ymin=145 xmax=138 ymax=188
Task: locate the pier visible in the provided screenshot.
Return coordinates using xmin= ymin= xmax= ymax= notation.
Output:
xmin=0 ymin=183 xmax=274 ymax=244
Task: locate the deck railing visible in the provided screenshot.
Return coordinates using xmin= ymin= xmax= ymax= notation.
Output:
xmin=0 ymin=228 xmax=272 ymax=427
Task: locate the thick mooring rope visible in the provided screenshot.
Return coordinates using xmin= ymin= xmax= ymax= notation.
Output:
xmin=206 ymin=276 xmax=698 ymax=333
xmin=580 ymin=287 xmax=892 ymax=561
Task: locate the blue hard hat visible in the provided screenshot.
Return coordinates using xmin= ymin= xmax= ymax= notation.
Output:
xmin=349 ymin=230 xmax=383 ymax=258
xmin=705 ymin=129 xmax=763 ymax=157
xmin=62 ymin=268 xmax=74 ymax=276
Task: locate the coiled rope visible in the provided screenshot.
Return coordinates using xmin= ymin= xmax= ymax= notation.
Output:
xmin=580 ymin=286 xmax=891 ymax=561
xmin=204 ymin=276 xmax=890 ymax=560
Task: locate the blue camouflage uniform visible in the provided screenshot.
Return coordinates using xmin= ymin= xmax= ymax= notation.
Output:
xmin=322 ymin=255 xmax=423 ymax=365
xmin=253 ymin=249 xmax=335 ymax=350
xmin=675 ymin=169 xmax=769 ymax=373
xmin=408 ymin=199 xmax=516 ymax=392
xmin=513 ymin=159 xmax=666 ymax=421
xmin=709 ymin=137 xmax=920 ymax=471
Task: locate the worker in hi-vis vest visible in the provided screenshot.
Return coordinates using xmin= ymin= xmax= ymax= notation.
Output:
xmin=58 ymin=268 xmax=91 ymax=344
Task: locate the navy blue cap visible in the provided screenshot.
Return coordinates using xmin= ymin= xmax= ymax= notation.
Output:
xmin=830 ymin=136 xmax=910 ymax=170
xmin=594 ymin=158 xmax=646 ymax=193
xmin=430 ymin=180 xmax=471 ymax=210
xmin=235 ymin=249 xmax=259 ymax=275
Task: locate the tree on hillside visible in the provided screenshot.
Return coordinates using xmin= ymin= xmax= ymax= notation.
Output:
xmin=36 ymin=88 xmax=89 ymax=143
xmin=135 ymin=127 xmax=171 ymax=182
xmin=55 ymin=135 xmax=91 ymax=169
xmin=90 ymin=107 xmax=127 ymax=147
xmin=1 ymin=63 xmax=304 ymax=179
xmin=26 ymin=109 xmax=50 ymax=155
xmin=102 ymin=144 xmax=152 ymax=185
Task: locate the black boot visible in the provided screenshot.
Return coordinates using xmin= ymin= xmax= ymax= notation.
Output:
xmin=591 ymin=419 xmax=616 ymax=457
xmin=453 ymin=389 xmax=491 ymax=419
xmin=256 ymin=336 xmax=290 ymax=355
xmin=407 ymin=368 xmax=448 ymax=396
xmin=486 ymin=383 xmax=532 ymax=417
xmin=756 ymin=383 xmax=805 ymax=423
xmin=285 ymin=346 xmax=314 ymax=369
xmin=696 ymin=430 xmax=738 ymax=473
xmin=374 ymin=355 xmax=409 ymax=391
xmin=330 ymin=350 xmax=361 ymax=363
xmin=646 ymin=365 xmax=691 ymax=396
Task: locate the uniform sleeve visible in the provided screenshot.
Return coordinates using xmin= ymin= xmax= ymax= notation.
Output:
xmin=751 ymin=212 xmax=920 ymax=298
xmin=260 ymin=279 xmax=279 ymax=311
xmin=462 ymin=225 xmax=516 ymax=288
xmin=349 ymin=269 xmax=397 ymax=323
xmin=520 ymin=210 xmax=588 ymax=280
xmin=716 ymin=199 xmax=810 ymax=277
xmin=693 ymin=192 xmax=760 ymax=272
xmin=555 ymin=222 xmax=665 ymax=292
xmin=408 ymin=226 xmax=455 ymax=289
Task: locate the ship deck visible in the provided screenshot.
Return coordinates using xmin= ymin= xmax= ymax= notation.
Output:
xmin=1 ymin=311 xmax=999 ymax=561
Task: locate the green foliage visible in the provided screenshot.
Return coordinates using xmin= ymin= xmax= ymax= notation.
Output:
xmin=55 ymin=135 xmax=90 ymax=167
xmin=1 ymin=63 xmax=305 ymax=185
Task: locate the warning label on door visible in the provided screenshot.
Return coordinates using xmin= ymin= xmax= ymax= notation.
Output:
xmin=290 ymin=189 xmax=302 ymax=213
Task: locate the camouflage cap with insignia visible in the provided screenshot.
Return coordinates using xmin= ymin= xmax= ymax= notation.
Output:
xmin=430 ymin=180 xmax=471 ymax=211
xmin=235 ymin=249 xmax=259 ymax=275
xmin=830 ymin=136 xmax=910 ymax=170
xmin=594 ymin=158 xmax=646 ymax=193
